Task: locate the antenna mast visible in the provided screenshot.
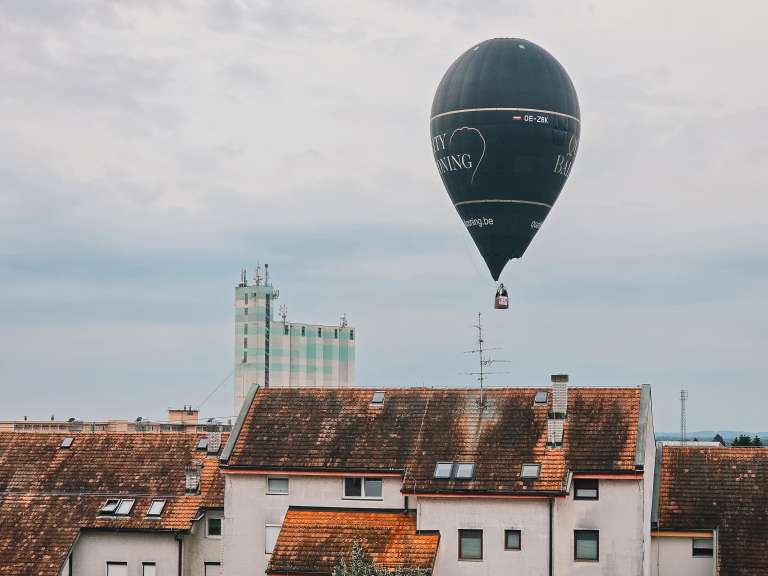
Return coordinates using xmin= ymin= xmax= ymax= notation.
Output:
xmin=464 ymin=312 xmax=509 ymax=409
xmin=680 ymin=388 xmax=688 ymax=444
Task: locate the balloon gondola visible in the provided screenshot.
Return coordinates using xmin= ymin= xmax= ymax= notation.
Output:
xmin=494 ymin=284 xmax=509 ymax=310
xmin=430 ymin=38 xmax=580 ymax=309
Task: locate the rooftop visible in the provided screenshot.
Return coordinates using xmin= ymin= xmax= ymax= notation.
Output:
xmin=267 ymin=507 xmax=439 ymax=575
xmin=223 ymin=386 xmax=645 ymax=494
xmin=656 ymin=446 xmax=768 ymax=574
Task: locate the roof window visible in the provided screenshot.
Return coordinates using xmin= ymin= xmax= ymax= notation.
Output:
xmin=100 ymin=499 xmax=120 ymax=514
xmin=371 ymin=391 xmax=385 ymax=405
xmin=534 ymin=391 xmax=548 ymax=404
xmin=196 ymin=437 xmax=209 ymax=451
xmin=433 ymin=462 xmax=454 ymax=478
xmin=60 ymin=437 xmax=74 ymax=449
xmin=115 ymin=499 xmax=135 ymax=516
xmin=520 ymin=463 xmax=541 ymax=480
xmin=454 ymin=462 xmax=475 ymax=480
xmin=147 ymin=499 xmax=166 ymax=518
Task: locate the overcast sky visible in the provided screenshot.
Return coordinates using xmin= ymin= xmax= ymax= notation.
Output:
xmin=1 ymin=1 xmax=766 ymax=432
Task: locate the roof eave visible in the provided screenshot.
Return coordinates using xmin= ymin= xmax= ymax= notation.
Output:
xmin=220 ymin=384 xmax=260 ymax=464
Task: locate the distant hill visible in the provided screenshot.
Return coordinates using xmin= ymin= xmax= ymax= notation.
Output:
xmin=656 ymin=431 xmax=768 ymax=443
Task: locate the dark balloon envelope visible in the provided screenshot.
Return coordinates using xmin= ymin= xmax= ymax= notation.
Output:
xmin=431 ymin=38 xmax=580 ymax=280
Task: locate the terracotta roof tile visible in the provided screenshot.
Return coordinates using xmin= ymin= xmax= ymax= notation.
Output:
xmin=226 ymin=387 xmax=640 ymax=493
xmin=658 ymin=446 xmax=768 ymax=575
xmin=267 ymin=508 xmax=439 ymax=575
xmin=0 ymin=432 xmax=226 ymax=576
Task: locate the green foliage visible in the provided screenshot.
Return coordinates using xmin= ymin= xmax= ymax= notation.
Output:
xmin=753 ymin=435 xmax=763 ymax=447
xmin=731 ymin=434 xmax=757 ymax=447
xmin=712 ymin=434 xmax=725 ymax=446
xmin=333 ymin=542 xmax=427 ymax=576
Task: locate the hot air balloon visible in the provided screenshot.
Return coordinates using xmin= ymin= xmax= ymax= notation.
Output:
xmin=430 ymin=38 xmax=580 ymax=308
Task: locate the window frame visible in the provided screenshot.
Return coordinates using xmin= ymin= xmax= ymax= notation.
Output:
xmin=342 ymin=476 xmax=383 ymax=500
xmin=106 ymin=562 xmax=128 ymax=576
xmin=206 ymin=516 xmax=222 ymax=538
xmin=453 ymin=462 xmax=475 ymax=480
xmin=504 ymin=529 xmax=522 ymax=551
xmin=267 ymin=477 xmax=289 ymax=495
xmin=574 ymin=530 xmax=599 ymax=562
xmin=142 ymin=562 xmax=156 ymax=576
xmin=574 ymin=478 xmax=599 ymax=501
xmin=433 ymin=462 xmax=453 ymax=479
xmin=520 ymin=463 xmax=541 ymax=480
xmin=146 ymin=499 xmax=166 ymax=518
xmin=204 ymin=563 xmax=222 ymax=576
xmin=458 ymin=529 xmax=483 ymax=561
xmin=692 ymin=537 xmax=714 ymax=557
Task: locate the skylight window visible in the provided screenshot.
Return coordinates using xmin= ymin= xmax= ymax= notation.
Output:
xmin=196 ymin=438 xmax=209 ymax=451
xmin=534 ymin=391 xmax=548 ymax=404
xmin=100 ymin=499 xmax=120 ymax=514
xmin=520 ymin=463 xmax=541 ymax=480
xmin=454 ymin=462 xmax=475 ymax=480
xmin=371 ymin=391 xmax=385 ymax=404
xmin=60 ymin=437 xmax=74 ymax=449
xmin=115 ymin=499 xmax=135 ymax=516
xmin=433 ymin=462 xmax=453 ymax=479
xmin=147 ymin=499 xmax=166 ymax=517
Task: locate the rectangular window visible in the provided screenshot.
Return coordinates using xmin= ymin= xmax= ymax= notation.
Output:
xmin=204 ymin=563 xmax=222 ymax=576
xmin=317 ymin=327 xmax=322 ymax=337
xmin=458 ymin=529 xmax=483 ymax=560
xmin=267 ymin=477 xmax=289 ymax=494
xmin=100 ymin=499 xmax=120 ymax=514
xmin=343 ymin=477 xmax=382 ymax=499
xmin=505 ymin=529 xmax=521 ymax=550
xmin=692 ymin=537 xmax=713 ymax=557
xmin=244 ymin=337 xmax=248 ymax=348
xmin=244 ymin=324 xmax=248 ymax=335
xmin=147 ymin=499 xmax=166 ymax=517
xmin=243 ymin=351 xmax=247 ymax=362
xmin=574 ymin=479 xmax=599 ymax=500
xmin=142 ymin=563 xmax=156 ymax=576
xmin=334 ymin=329 xmax=338 ymax=339
xmin=244 ymin=294 xmax=248 ymax=305
xmin=350 ymin=329 xmax=354 ymax=340
xmin=244 ymin=307 xmax=248 ymax=316
xmin=301 ymin=326 xmax=306 ymax=336
xmin=207 ymin=517 xmax=222 ymax=538
xmin=433 ymin=462 xmax=453 ymax=478
xmin=454 ymin=462 xmax=475 ymax=479
xmin=575 ymin=530 xmax=599 ymax=561
xmin=266 ymin=524 xmax=281 ymax=554
xmin=284 ymin=325 xmax=289 ymax=335
xmin=114 ymin=499 xmax=135 ymax=516
xmin=520 ymin=463 xmax=541 ymax=480
xmin=107 ymin=563 xmax=128 ymax=576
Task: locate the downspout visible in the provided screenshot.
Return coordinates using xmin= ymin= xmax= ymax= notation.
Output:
xmin=549 ymin=497 xmax=554 ymax=576
xmin=176 ymin=533 xmax=183 ymax=576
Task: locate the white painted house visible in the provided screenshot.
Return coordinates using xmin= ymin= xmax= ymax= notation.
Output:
xmin=220 ymin=376 xmax=655 ymax=576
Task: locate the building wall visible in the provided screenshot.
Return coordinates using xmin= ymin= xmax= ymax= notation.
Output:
xmin=70 ymin=531 xmax=179 ymax=576
xmin=184 ymin=510 xmax=224 ymax=576
xmin=223 ymin=473 xmax=403 ymax=576
xmin=417 ymin=497 xmax=551 ymax=576
xmin=651 ymin=536 xmax=714 ymax=576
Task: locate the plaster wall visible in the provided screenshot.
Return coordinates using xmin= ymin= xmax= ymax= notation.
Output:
xmin=651 ymin=537 xmax=714 ymax=576
xmin=70 ymin=531 xmax=178 ymax=576
xmin=184 ymin=510 xmax=224 ymax=576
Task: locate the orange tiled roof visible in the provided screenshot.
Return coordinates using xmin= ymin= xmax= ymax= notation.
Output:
xmin=267 ymin=508 xmax=439 ymax=575
xmin=225 ymin=387 xmax=641 ymax=493
xmin=657 ymin=446 xmax=768 ymax=575
xmin=0 ymin=432 xmax=226 ymax=576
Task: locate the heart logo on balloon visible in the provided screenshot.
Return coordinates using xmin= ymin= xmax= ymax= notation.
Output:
xmin=448 ymin=126 xmax=486 ymax=184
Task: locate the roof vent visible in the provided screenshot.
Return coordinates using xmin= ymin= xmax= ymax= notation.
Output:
xmin=371 ymin=391 xmax=385 ymax=405
xmin=59 ymin=437 xmax=74 ymax=449
xmin=185 ymin=462 xmax=202 ymax=494
xmin=207 ymin=432 xmax=222 ymax=455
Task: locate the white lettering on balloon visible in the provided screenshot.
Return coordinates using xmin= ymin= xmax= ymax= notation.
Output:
xmin=432 ymin=127 xmax=486 ymax=183
xmin=553 ymin=134 xmax=579 ymax=177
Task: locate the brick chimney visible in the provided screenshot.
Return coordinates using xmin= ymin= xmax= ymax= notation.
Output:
xmin=547 ymin=374 xmax=568 ymax=448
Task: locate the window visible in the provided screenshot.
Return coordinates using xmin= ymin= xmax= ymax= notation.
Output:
xmin=197 ymin=437 xmax=209 ymax=451
xmin=343 ymin=477 xmax=382 ymax=499
xmin=142 ymin=563 xmax=156 ymax=576
xmin=265 ymin=524 xmax=281 ymax=554
xmin=334 ymin=329 xmax=338 ymax=339
xmin=350 ymin=330 xmax=354 ymax=340
xmin=459 ymin=529 xmax=483 ymax=560
xmin=520 ymin=463 xmax=541 ymax=480
xmin=318 ymin=327 xmax=322 ymax=337
xmin=692 ymin=537 xmax=713 ymax=557
xmin=454 ymin=462 xmax=475 ymax=479
xmin=505 ymin=529 xmax=521 ymax=550
xmin=244 ymin=307 xmax=248 ymax=316
xmin=301 ymin=326 xmax=306 ymax=336
xmin=207 ymin=517 xmax=222 ymax=538
xmin=243 ymin=351 xmax=247 ymax=362
xmin=534 ymin=391 xmax=548 ymax=404
xmin=106 ymin=563 xmax=128 ymax=576
xmin=60 ymin=437 xmax=74 ymax=449
xmin=115 ymin=499 xmax=135 ymax=516
xmin=267 ymin=477 xmax=289 ymax=494
xmin=433 ymin=462 xmax=453 ymax=478
xmin=574 ymin=530 xmax=599 ymax=561
xmin=244 ymin=337 xmax=248 ymax=348
xmin=244 ymin=324 xmax=248 ymax=335
xmin=244 ymin=293 xmax=248 ymax=305
xmin=284 ymin=325 xmax=289 ymax=335
xmin=574 ymin=479 xmax=599 ymax=500
xmin=100 ymin=499 xmax=120 ymax=514
xmin=371 ymin=391 xmax=385 ymax=405
xmin=204 ymin=563 xmax=222 ymax=576
xmin=147 ymin=500 xmax=166 ymax=517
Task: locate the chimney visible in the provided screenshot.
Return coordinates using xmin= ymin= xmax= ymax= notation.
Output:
xmin=547 ymin=374 xmax=569 ymax=448
xmin=207 ymin=431 xmax=222 ymax=455
xmin=185 ymin=462 xmax=201 ymax=494
xmin=551 ymin=374 xmax=568 ymax=418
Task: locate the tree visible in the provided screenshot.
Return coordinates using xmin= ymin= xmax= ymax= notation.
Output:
xmin=333 ymin=542 xmax=426 ymax=576
xmin=712 ymin=434 xmax=725 ymax=446
xmin=754 ymin=435 xmax=763 ymax=447
xmin=731 ymin=434 xmax=753 ymax=447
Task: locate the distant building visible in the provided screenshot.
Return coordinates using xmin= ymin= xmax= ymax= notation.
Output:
xmin=233 ymin=266 xmax=355 ymax=414
xmin=0 ymin=407 xmax=230 ymax=434
xmin=0 ymin=430 xmax=226 ymax=576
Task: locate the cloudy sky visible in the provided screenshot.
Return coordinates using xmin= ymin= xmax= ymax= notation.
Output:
xmin=1 ymin=1 xmax=766 ymax=432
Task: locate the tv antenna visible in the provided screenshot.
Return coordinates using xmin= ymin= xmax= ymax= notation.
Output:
xmin=463 ymin=312 xmax=510 ymax=408
xmin=279 ymin=305 xmax=288 ymax=324
xmin=254 ymin=263 xmax=263 ymax=286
